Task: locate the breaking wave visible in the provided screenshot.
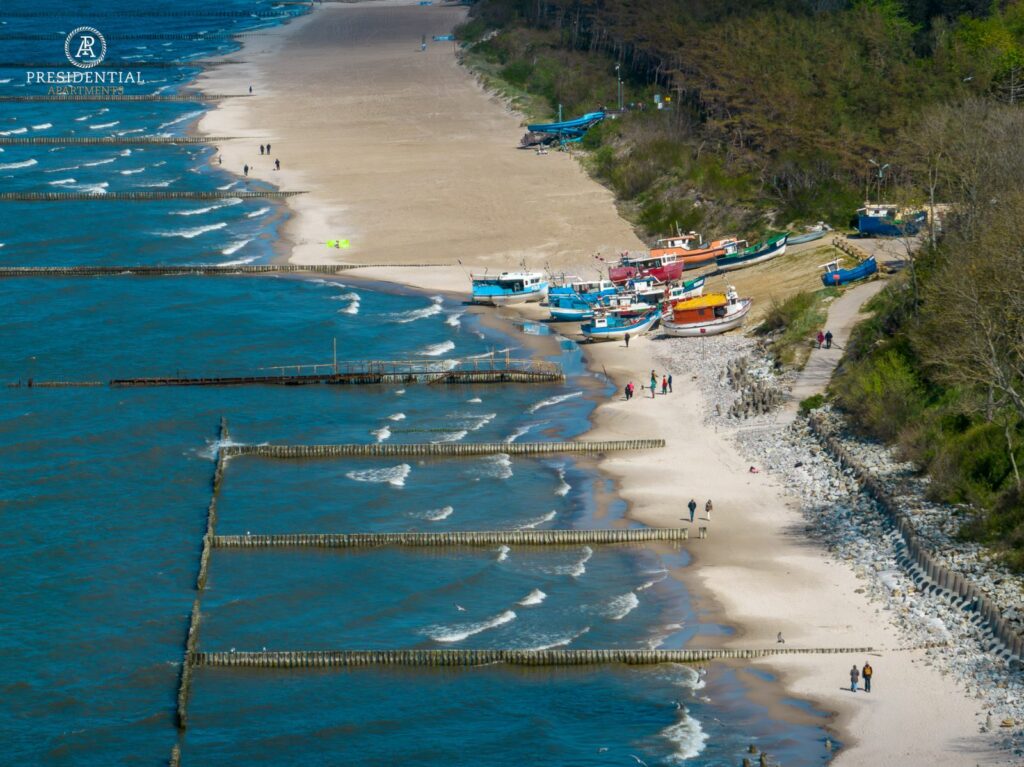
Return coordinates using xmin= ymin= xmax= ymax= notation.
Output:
xmin=423 ymin=609 xmax=517 ymax=644
xmin=527 ymin=391 xmax=583 ymax=413
xmin=345 ymin=464 xmax=410 ymax=488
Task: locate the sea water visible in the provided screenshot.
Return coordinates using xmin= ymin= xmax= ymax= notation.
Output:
xmin=0 ymin=2 xmax=835 ymax=764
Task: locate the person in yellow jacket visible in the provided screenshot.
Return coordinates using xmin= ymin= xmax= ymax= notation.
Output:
xmin=862 ymin=661 xmax=873 ymax=693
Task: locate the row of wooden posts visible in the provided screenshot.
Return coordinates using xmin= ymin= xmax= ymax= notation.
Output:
xmin=193 ymin=646 xmax=877 ymax=669
xmin=808 ymin=413 xmax=1024 ymax=661
xmin=221 ymin=440 xmax=666 ymax=459
xmin=212 ymin=529 xmax=689 ymax=548
xmin=0 ymin=264 xmax=446 ymax=276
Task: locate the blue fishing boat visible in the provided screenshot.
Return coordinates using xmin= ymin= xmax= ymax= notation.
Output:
xmin=820 ymin=256 xmax=877 ymax=286
xmin=715 ymin=233 xmax=789 ymax=272
xmin=856 ymin=204 xmax=925 ymax=237
xmin=580 ymin=307 xmax=660 ymax=342
xmin=547 ymin=279 xmax=619 ymax=320
xmin=471 ymin=272 xmax=549 ymax=306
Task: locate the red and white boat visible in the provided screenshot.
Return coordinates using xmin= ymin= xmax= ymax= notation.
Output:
xmin=608 ymin=232 xmax=739 ymax=284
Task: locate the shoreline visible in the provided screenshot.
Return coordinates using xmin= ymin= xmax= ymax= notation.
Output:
xmin=194 ymin=3 xmax=998 ymax=764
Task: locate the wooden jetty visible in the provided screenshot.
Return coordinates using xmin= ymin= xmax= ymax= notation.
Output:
xmin=192 ymin=647 xmax=876 ymax=669
xmin=213 ymin=529 xmax=688 ymax=549
xmin=221 ymin=440 xmax=664 ymax=459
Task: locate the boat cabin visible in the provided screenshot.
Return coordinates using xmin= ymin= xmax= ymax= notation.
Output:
xmin=495 ymin=272 xmax=544 ymax=291
xmin=654 ymin=232 xmax=703 ymax=251
xmin=668 ymin=287 xmax=740 ymax=322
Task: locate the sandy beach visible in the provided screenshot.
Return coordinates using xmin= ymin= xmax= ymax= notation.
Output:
xmin=197 ymin=3 xmax=995 ymax=763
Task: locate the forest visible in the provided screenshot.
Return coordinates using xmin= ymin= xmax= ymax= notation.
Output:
xmin=459 ymin=1 xmax=1024 ymax=566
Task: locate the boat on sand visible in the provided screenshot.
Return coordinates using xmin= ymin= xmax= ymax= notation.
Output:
xmin=660 ymin=286 xmax=752 ymax=337
xmin=471 ymin=272 xmax=549 ymax=306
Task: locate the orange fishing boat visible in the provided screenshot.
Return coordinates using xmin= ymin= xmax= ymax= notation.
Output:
xmin=650 ymin=231 xmax=740 ymax=270
xmin=660 ymin=287 xmax=752 ymax=337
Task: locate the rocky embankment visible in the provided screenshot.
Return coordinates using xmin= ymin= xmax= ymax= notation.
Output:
xmin=652 ymin=334 xmax=1024 ymax=758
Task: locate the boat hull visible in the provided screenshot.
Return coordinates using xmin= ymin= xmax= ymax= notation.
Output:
xmin=715 ymin=235 xmax=788 ymax=273
xmin=581 ymin=312 xmax=660 ymax=342
xmin=661 ymin=299 xmax=753 ymax=337
xmin=473 ymin=284 xmax=549 ymax=306
xmin=549 ymin=306 xmax=595 ymax=321
xmin=820 ymin=257 xmax=877 ymax=286
xmin=787 ymin=228 xmax=828 ymax=246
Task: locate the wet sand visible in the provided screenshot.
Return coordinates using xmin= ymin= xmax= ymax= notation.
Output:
xmin=196 ymin=3 xmax=994 ymax=763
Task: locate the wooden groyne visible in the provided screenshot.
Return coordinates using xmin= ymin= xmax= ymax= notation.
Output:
xmin=0 ymin=191 xmax=301 ymax=202
xmin=0 ymin=136 xmax=234 ymax=146
xmin=0 ymin=94 xmax=245 ymax=102
xmin=808 ymin=413 xmax=1024 ymax=661
xmin=177 ymin=417 xmax=229 ymax=731
xmin=221 ymin=440 xmax=665 ymax=459
xmin=0 ymin=264 xmax=447 ymax=277
xmin=110 ymin=370 xmax=562 ymax=388
xmin=193 ymin=646 xmax=875 ymax=669
xmin=213 ymin=529 xmax=688 ymax=549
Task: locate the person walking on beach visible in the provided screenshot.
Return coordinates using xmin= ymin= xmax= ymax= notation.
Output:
xmin=275 ymin=158 xmax=280 ymax=171
xmin=862 ymin=661 xmax=873 ymax=692
xmin=243 ymin=163 xmax=249 ymax=176
xmin=267 ymin=143 xmax=272 ymax=154
xmin=259 ymin=144 xmax=265 ymax=156
xmin=687 ymin=498 xmax=697 ymax=523
xmin=624 ymin=332 xmax=630 ymax=348
xmin=816 ymin=330 xmax=825 ymax=349
xmin=661 ymin=375 xmax=668 ymax=395
xmin=249 ymin=84 xmax=253 ymax=94
xmin=705 ymin=499 xmax=713 ymax=520
xmin=825 ymin=330 xmax=833 ymax=349
xmin=849 ymin=664 xmax=860 ymax=692
xmin=650 ymin=371 xmax=657 ymax=399
xmin=668 ymin=374 xmax=673 ymax=393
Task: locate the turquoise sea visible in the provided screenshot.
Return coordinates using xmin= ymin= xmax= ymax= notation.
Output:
xmin=0 ymin=2 xmax=835 ymax=764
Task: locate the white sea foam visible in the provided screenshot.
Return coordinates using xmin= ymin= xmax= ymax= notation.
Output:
xmin=0 ymin=127 xmax=27 ymax=136
xmin=554 ymin=467 xmax=571 ymax=497
xmin=75 ymin=183 xmax=108 ymax=194
xmin=48 ymin=178 xmax=77 ymax=185
xmin=220 ymin=256 xmax=259 ymax=266
xmin=636 ymin=569 xmax=669 ymax=591
xmin=661 ymin=708 xmax=708 ymax=763
xmin=462 ymin=412 xmax=496 ymax=431
xmin=331 ymin=291 xmax=360 ymax=315
xmin=0 ymin=159 xmax=37 ymax=169
xmin=478 ymin=453 xmax=513 ymax=480
xmin=520 ymin=626 xmax=590 ymax=650
xmin=82 ymin=157 xmax=115 ymax=167
xmin=527 ymin=391 xmax=583 ymax=413
xmin=140 ymin=178 xmax=175 ymax=187
xmin=31 ymin=123 xmax=52 ymax=130
xmin=504 ymin=424 xmax=533 ymax=443
xmin=119 ymin=167 xmax=146 ymax=175
xmin=43 ymin=165 xmax=80 ymax=173
xmin=115 ymin=129 xmax=145 ymax=136
xmin=432 ymin=430 xmax=468 ymax=444
xmin=445 ymin=312 xmax=463 ymax=328
xmin=217 ymin=181 xmax=238 ymax=191
xmin=222 ymin=238 xmax=252 ymax=256
xmin=388 ymin=413 xmax=406 ymax=422
xmin=604 ymin=592 xmax=640 ymax=620
xmin=467 ymin=397 xmax=482 ymax=404
xmin=372 ymin=426 xmax=391 ymax=443
xmin=89 ymin=121 xmax=120 ymax=129
xmin=345 ymin=464 xmax=410 ymax=488
xmin=0 ymin=78 xmax=11 ymax=84
xmin=246 ymin=206 xmax=270 ymax=218
xmin=496 ymin=545 xmax=511 ymax=562
xmin=172 ymin=205 xmax=219 ymax=216
xmin=420 ymin=506 xmax=454 ymax=522
xmin=120 ymin=149 xmax=132 ymax=157
xmin=392 ymin=295 xmax=444 ymax=324
xmin=395 ymin=390 xmax=406 ymax=396
xmin=424 ymin=609 xmax=516 ymax=643
xmin=517 ymin=510 xmax=557 ymax=530
xmin=420 ymin=340 xmax=455 ymax=357
xmin=550 ymin=546 xmax=593 ymax=577
xmin=645 ymin=622 xmax=684 ymax=650
xmin=158 ymin=110 xmax=203 ymax=129
xmin=517 ymin=589 xmax=547 ymax=607
xmin=156 ymin=222 xmax=227 ymax=239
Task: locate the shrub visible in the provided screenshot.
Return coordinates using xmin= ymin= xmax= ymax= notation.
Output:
xmin=800 ymin=394 xmax=826 ymax=414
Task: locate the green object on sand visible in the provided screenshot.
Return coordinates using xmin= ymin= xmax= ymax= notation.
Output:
xmin=327 ymin=239 xmax=351 ymax=249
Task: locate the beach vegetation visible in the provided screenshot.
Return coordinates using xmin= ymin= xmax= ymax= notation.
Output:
xmin=756 ymin=289 xmax=838 ymax=369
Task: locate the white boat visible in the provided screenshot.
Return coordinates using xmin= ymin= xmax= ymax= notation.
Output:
xmin=629 ymin=275 xmax=705 ymax=305
xmin=471 ymin=272 xmax=549 ymax=306
xmin=660 ymin=286 xmax=752 ymax=337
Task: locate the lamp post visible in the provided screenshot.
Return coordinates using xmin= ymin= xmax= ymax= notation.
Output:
xmin=615 ymin=63 xmax=622 ymax=112
xmin=868 ymin=158 xmax=890 ymax=203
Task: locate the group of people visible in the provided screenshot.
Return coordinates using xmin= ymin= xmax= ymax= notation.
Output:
xmin=685 ymin=498 xmax=712 ymax=523
xmin=850 ymin=661 xmax=874 ymax=692
xmin=816 ymin=329 xmax=834 ymax=349
xmin=624 ymin=370 xmax=673 ymax=401
xmin=242 ymin=150 xmax=281 ymax=178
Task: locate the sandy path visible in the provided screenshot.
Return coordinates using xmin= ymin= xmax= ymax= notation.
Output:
xmin=196 ymin=3 xmax=995 ymax=763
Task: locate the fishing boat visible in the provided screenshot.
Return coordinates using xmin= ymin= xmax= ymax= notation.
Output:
xmin=651 ymin=231 xmax=741 ymax=271
xmin=856 ymin=204 xmax=926 ymax=237
xmin=470 ymin=272 xmax=549 ymax=306
xmin=787 ymin=223 xmax=831 ymax=245
xmin=660 ymin=286 xmax=752 ymax=337
xmin=581 ymin=306 xmax=660 ymax=342
xmin=547 ymin=279 xmax=619 ymax=320
xmin=630 ymin=275 xmax=705 ymax=306
xmin=548 ymin=277 xmax=616 ymax=299
xmin=820 ymin=256 xmax=877 ymax=286
xmin=715 ymin=232 xmax=789 ymax=272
